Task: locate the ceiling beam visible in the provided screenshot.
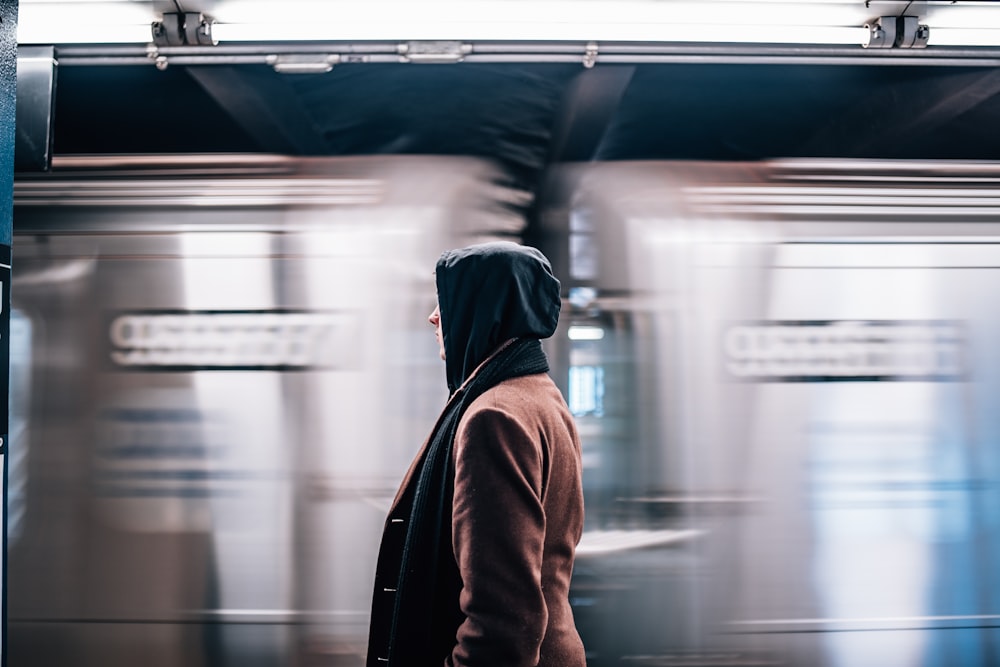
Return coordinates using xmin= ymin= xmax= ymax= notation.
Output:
xmin=185 ymin=65 xmax=329 ymax=155
xmin=524 ymin=65 xmax=634 ymax=248
xmin=545 ymin=65 xmax=635 ymax=163
xmin=799 ymin=66 xmax=1000 ymax=157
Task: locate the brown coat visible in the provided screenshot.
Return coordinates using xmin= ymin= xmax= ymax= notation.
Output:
xmin=448 ymin=372 xmax=586 ymax=666
xmin=371 ymin=371 xmax=586 ymax=667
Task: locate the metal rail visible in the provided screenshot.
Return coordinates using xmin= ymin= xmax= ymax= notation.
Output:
xmin=46 ymin=41 xmax=1000 ymax=68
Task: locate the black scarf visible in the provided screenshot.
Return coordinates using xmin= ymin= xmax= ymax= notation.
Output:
xmin=380 ymin=337 xmax=549 ymax=665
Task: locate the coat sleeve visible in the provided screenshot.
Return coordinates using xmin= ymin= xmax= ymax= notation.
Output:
xmin=447 ymin=404 xmax=548 ymax=667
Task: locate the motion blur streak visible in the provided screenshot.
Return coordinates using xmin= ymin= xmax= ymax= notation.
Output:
xmin=10 ymin=156 xmax=519 ymax=667
xmin=11 ymin=156 xmax=1000 ymax=666
xmin=550 ymin=159 xmax=1000 ymax=667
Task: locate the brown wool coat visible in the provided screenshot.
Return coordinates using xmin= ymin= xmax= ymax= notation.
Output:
xmin=372 ymin=371 xmax=586 ymax=667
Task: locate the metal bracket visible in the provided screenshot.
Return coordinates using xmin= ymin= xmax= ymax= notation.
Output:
xmin=151 ymin=12 xmax=217 ymax=48
xmin=862 ymin=16 xmax=896 ymax=49
xmin=583 ymin=42 xmax=599 ymax=68
xmin=863 ymin=15 xmax=929 ymax=49
xmin=896 ymin=16 xmax=930 ymax=49
xmin=147 ymin=46 xmax=169 ymax=71
xmin=266 ymin=54 xmax=341 ymax=74
xmin=397 ymin=41 xmax=471 ymax=63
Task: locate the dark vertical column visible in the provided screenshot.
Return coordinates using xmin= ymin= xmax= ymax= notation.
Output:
xmin=0 ymin=3 xmax=16 ymax=667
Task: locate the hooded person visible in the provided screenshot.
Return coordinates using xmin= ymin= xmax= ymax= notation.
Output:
xmin=367 ymin=241 xmax=587 ymax=667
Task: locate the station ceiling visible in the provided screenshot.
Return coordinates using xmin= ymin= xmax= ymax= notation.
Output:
xmin=16 ymin=1 xmax=1000 ymax=210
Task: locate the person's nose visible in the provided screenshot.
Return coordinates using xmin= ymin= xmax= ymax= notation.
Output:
xmin=428 ymin=307 xmax=439 ymax=326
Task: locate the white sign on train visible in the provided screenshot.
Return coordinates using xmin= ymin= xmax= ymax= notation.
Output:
xmin=108 ymin=311 xmax=358 ymax=369
xmin=723 ymin=320 xmax=965 ymax=382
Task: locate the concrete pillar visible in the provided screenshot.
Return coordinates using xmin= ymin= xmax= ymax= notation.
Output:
xmin=0 ymin=2 xmax=17 ymax=666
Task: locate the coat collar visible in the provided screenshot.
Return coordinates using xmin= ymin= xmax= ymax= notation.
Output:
xmin=387 ymin=338 xmax=517 ymax=516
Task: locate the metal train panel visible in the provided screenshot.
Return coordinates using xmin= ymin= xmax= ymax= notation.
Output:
xmin=12 ymin=155 xmax=1000 ymax=667
xmin=9 ymin=156 xmax=519 ymax=667
xmin=545 ymin=159 xmax=1000 ymax=666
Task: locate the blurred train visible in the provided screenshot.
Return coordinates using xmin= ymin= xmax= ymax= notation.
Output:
xmin=9 ymin=155 xmax=1000 ymax=667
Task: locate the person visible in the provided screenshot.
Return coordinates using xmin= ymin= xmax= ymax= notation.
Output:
xmin=367 ymin=241 xmax=587 ymax=666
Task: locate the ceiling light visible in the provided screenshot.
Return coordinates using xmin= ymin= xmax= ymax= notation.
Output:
xmin=927 ymin=28 xmax=1000 ymax=48
xmin=18 ymin=2 xmax=151 ymax=44
xmin=210 ymin=22 xmax=871 ymax=45
xmin=15 ymin=0 xmax=1000 ymax=48
xmin=13 ymin=1 xmax=879 ymax=46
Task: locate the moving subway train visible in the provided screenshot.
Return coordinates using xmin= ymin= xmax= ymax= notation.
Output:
xmin=10 ymin=155 xmax=1000 ymax=666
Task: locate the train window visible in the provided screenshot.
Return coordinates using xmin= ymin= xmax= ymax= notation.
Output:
xmin=8 ymin=309 xmax=31 ymax=541
xmin=568 ymin=365 xmax=605 ymax=418
xmin=569 ymin=211 xmax=598 ymax=282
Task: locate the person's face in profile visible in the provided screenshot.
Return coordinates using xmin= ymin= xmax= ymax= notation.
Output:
xmin=428 ymin=304 xmax=445 ymax=361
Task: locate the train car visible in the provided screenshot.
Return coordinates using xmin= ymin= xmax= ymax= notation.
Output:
xmin=544 ymin=159 xmax=1000 ymax=666
xmin=8 ymin=154 xmax=525 ymax=667
xmin=12 ymin=154 xmax=1000 ymax=667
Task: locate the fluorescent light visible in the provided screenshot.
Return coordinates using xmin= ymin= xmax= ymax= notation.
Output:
xmin=568 ymin=326 xmax=605 ymax=341
xmin=211 ymin=1 xmax=872 ymax=44
xmin=210 ymin=1 xmax=872 ymax=29
xmin=18 ymin=2 xmax=152 ymax=44
xmin=15 ymin=0 xmax=1000 ymax=47
xmin=927 ymin=28 xmax=1000 ymax=48
xmin=14 ymin=0 xmax=877 ymax=46
xmin=18 ymin=24 xmax=152 ymax=45
xmin=212 ymin=22 xmax=870 ymax=45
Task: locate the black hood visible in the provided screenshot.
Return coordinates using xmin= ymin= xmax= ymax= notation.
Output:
xmin=436 ymin=241 xmax=561 ymax=393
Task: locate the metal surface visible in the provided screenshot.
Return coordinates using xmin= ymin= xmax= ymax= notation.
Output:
xmin=8 ymin=155 xmax=519 ymax=667
xmin=540 ymin=158 xmax=1000 ymax=666
xmin=45 ymin=42 xmax=1000 ymax=68
xmin=14 ymin=46 xmax=56 ymax=173
xmin=10 ymin=154 xmax=1000 ymax=666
